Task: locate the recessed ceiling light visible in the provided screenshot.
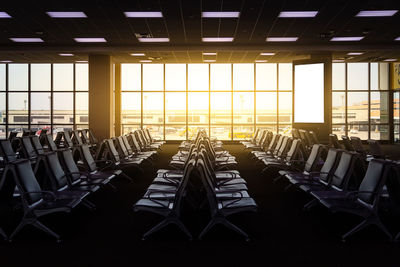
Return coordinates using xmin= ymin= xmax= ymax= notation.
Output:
xmin=255 ymin=60 xmax=268 ymax=63
xmin=0 ymin=60 xmax=13 ymax=63
xmin=75 ymin=60 xmax=88 ymax=63
xmin=347 ymin=52 xmax=364 ymax=55
xmin=202 ymin=12 xmax=240 ymax=18
xmin=356 ymin=10 xmax=398 ymax=17
xmin=333 ymin=59 xmax=345 ymax=63
xmin=130 ymin=53 xmax=146 ymax=56
xmin=46 ymin=12 xmax=87 ymax=18
xmin=202 ymin=37 xmax=234 ymax=42
xmin=59 ymin=53 xmax=74 ymax=56
xmin=203 ymin=60 xmax=216 ymax=62
xmin=395 ymin=37 xmax=400 ymax=41
xmin=266 ymin=37 xmax=298 ymax=42
xmin=10 ymin=38 xmax=44 ymax=42
xmin=384 ymin=58 xmax=397 ymax=62
xmin=124 ymin=12 xmax=163 ymax=18
xmin=330 ymin=36 xmax=364 ymax=41
xmin=278 ymin=11 xmax=318 ymax=18
xmin=137 ymin=37 xmax=169 ymax=42
xmin=260 ymin=52 xmax=275 ymax=56
xmin=203 ymin=52 xmax=217 ymax=55
xmin=74 ymin=38 xmax=106 ymax=42
xmin=0 ymin=12 xmax=11 ymax=18
xmin=140 ymin=60 xmax=152 ymax=63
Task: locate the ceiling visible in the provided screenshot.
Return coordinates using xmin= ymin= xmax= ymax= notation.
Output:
xmin=0 ymin=0 xmax=399 ymax=63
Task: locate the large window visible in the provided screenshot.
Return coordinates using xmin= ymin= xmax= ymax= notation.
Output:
xmin=121 ymin=63 xmax=292 ymax=140
xmin=0 ymin=63 xmax=89 ymax=139
xmin=332 ymin=62 xmax=389 ymax=140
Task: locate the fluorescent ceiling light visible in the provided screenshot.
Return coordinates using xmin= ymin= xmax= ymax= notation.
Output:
xmin=10 ymin=38 xmax=44 ymax=42
xmin=333 ymin=59 xmax=345 ymax=63
xmin=330 ymin=36 xmax=364 ymax=41
xmin=203 ymin=52 xmax=217 ymax=55
xmin=203 ymin=60 xmax=216 ymax=62
xmin=46 ymin=11 xmax=87 ymax=18
xmin=266 ymin=37 xmax=298 ymax=42
xmin=384 ymin=58 xmax=397 ymax=62
xmin=395 ymin=37 xmax=400 ymax=41
xmin=347 ymin=52 xmax=364 ymax=55
xmin=202 ymin=37 xmax=234 ymax=42
xmin=124 ymin=12 xmax=163 ymax=18
xmin=74 ymin=38 xmax=106 ymax=42
xmin=260 ymin=52 xmax=275 ymax=56
xmin=59 ymin=53 xmax=74 ymax=56
xmin=140 ymin=60 xmax=152 ymax=63
xmin=76 ymin=61 xmax=88 ymax=63
xmin=0 ymin=12 xmax=11 ymax=18
xmin=131 ymin=53 xmax=146 ymax=56
xmin=0 ymin=60 xmax=13 ymax=63
xmin=278 ymin=11 xmax=318 ymax=18
xmin=356 ymin=10 xmax=398 ymax=17
xmin=138 ymin=37 xmax=169 ymax=42
xmin=255 ymin=60 xmax=268 ymax=63
xmin=202 ymin=12 xmax=240 ymax=18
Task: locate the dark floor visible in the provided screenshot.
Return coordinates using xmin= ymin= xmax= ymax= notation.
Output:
xmin=1 ymin=143 xmax=400 ymax=267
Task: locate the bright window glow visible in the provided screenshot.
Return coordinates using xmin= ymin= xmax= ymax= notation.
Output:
xmin=121 ymin=64 xmax=141 ymax=91
xmin=124 ymin=12 xmax=163 ymax=18
xmin=202 ymin=37 xmax=234 ymax=42
xmin=202 ymin=12 xmax=240 ymax=18
xmin=47 ymin=12 xmax=87 ymax=18
xmin=211 ymin=64 xmax=231 ymax=91
xmin=356 ymin=10 xmax=398 ymax=17
xmin=233 ymin=64 xmax=254 ymax=91
xmin=31 ymin=64 xmax=51 ymax=91
xmin=143 ymin=64 xmax=163 ymax=90
xmin=256 ymin=63 xmax=277 ymax=90
xmin=294 ymin=63 xmax=324 ymax=123
xmin=165 ymin=64 xmax=186 ymax=91
xmin=266 ymin=37 xmax=298 ymax=42
xmin=188 ymin=64 xmax=209 ymax=91
xmin=278 ymin=11 xmax=318 ymax=18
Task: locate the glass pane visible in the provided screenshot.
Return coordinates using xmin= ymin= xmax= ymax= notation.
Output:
xmin=122 ymin=125 xmax=141 ymax=135
xmin=233 ymin=64 xmax=254 ymax=91
xmin=348 ymin=124 xmax=369 ymax=139
xmin=279 ymin=125 xmax=292 ymax=136
xmin=256 ymin=92 xmax=277 ymax=123
xmin=211 ymin=125 xmax=231 ymax=140
xmin=31 ymin=64 xmax=51 ymax=91
xmin=143 ymin=64 xmax=163 ymax=91
xmin=257 ymin=125 xmax=277 ymax=134
xmin=279 ymin=92 xmax=292 ymax=123
xmin=188 ymin=64 xmax=208 ymax=91
xmin=8 ymin=93 xmax=28 ymax=123
xmin=348 ymin=92 xmax=368 ymax=124
xmin=395 ymin=125 xmax=400 ymax=143
xmin=188 ymin=92 xmax=208 ymax=124
xmin=165 ymin=64 xmax=186 ymax=91
xmin=211 ymin=64 xmax=231 ymax=91
xmin=8 ymin=125 xmax=28 ymax=135
xmin=121 ymin=64 xmax=141 ymax=91
xmin=143 ymin=93 xmax=163 ymax=123
xmin=143 ymin=125 xmax=163 ymax=140
xmin=53 ymin=93 xmax=73 ymax=124
xmin=121 ymin=92 xmax=141 ymax=124
xmin=31 ymin=93 xmax=51 ymax=124
xmin=210 ymin=92 xmax=231 ymax=124
xmin=256 ymin=63 xmax=277 ymax=91
xmin=379 ymin=63 xmax=389 ymax=90
xmin=370 ymin=63 xmax=378 ymax=90
xmin=370 ymin=92 xmax=388 ymax=124
xmin=76 ymin=92 xmax=89 ymax=124
xmin=347 ymin=63 xmax=368 ymax=90
xmin=278 ymin=63 xmax=292 ymax=91
xmin=332 ymin=92 xmax=346 ymax=124
xmin=0 ymin=125 xmax=5 ymax=139
xmin=52 ymin=125 xmax=73 ymax=138
xmin=9 ymin=64 xmax=28 ymax=91
xmin=76 ymin=63 xmax=89 ymax=91
xmin=165 ymin=92 xmax=186 ymax=124
xmin=165 ymin=125 xmax=186 ymax=140
xmin=187 ymin=125 xmax=209 ymax=139
xmin=332 ymin=124 xmax=346 ymax=137
xmin=233 ymin=125 xmax=254 ymax=139
xmin=75 ymin=124 xmax=88 ymax=130
xmin=371 ymin=124 xmax=389 ymax=140
xmin=332 ymin=63 xmax=345 ymax=90
xmin=394 ymin=92 xmax=400 ymax=125
xmin=53 ymin=64 xmax=73 ymax=91
xmin=0 ymin=92 xmax=5 ymax=123
xmin=233 ymin=92 xmax=254 ymax=123
xmin=0 ymin=64 xmax=5 ymax=91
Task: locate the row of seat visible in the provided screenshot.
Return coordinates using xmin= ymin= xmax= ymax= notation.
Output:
xmin=0 ymin=128 xmax=164 ymax=242
xmin=243 ymin=129 xmax=400 ymax=241
xmin=133 ymin=130 xmax=257 ymax=241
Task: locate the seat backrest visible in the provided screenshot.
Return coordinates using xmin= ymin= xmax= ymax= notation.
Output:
xmin=80 ymin=144 xmax=98 ymax=172
xmin=22 ymin=130 xmax=31 ymax=137
xmin=142 ymin=128 xmax=151 ymax=143
xmin=309 ymin=131 xmax=319 ymax=145
xmin=122 ymin=135 xmax=134 ymax=154
xmin=318 ymin=148 xmax=342 ymax=184
xmin=0 ymin=140 xmax=18 ymax=162
xmin=116 ymin=136 xmax=129 ymax=157
xmin=367 ymin=139 xmax=384 ymax=158
xmin=350 ymin=136 xmax=366 ymax=157
xmin=304 ymin=131 xmax=314 ymax=146
xmin=330 ymin=151 xmax=356 ymax=190
xmin=304 ymin=144 xmax=324 ymax=172
xmin=252 ymin=129 xmax=260 ymax=142
xmin=59 ymin=148 xmax=81 ymax=182
xmin=45 ymin=152 xmax=69 ymax=190
xmin=385 ymin=162 xmax=400 ymax=207
xmin=13 ymin=159 xmax=43 ymax=205
xmin=8 ymin=131 xmax=18 ymax=140
xmin=80 ymin=129 xmax=90 ymax=144
xmin=329 ymin=134 xmax=341 ymax=149
xmin=267 ymin=134 xmax=280 ymax=151
xmin=85 ymin=129 xmax=98 ymax=144
xmin=129 ymin=133 xmax=142 ymax=152
xmin=72 ymin=130 xmax=84 ymax=145
xmin=21 ymin=136 xmax=37 ymax=159
xmin=106 ymin=139 xmax=121 ymax=162
xmin=299 ymin=130 xmax=310 ymax=147
xmin=285 ymin=139 xmax=300 ymax=161
xmin=44 ymin=134 xmax=58 ymax=151
xmin=133 ymin=131 xmax=145 ymax=149
xmin=63 ymin=131 xmax=74 ymax=148
xmin=273 ymin=135 xmax=285 ymax=154
xmin=172 ymin=158 xmax=196 ymax=216
xmin=196 ymin=158 xmax=220 ymax=216
xmin=292 ymin=128 xmax=300 ymax=139
xmin=357 ymin=159 xmax=389 ymax=205
xmin=341 ymin=136 xmax=355 ymax=151
xmin=30 ymin=136 xmax=44 ymax=155
xmin=54 ymin=132 xmax=63 ymax=146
